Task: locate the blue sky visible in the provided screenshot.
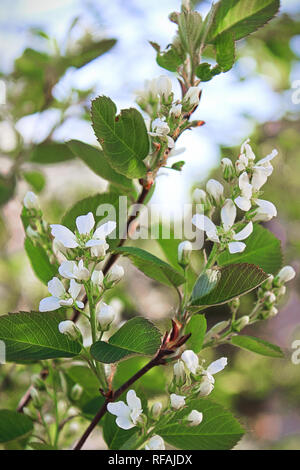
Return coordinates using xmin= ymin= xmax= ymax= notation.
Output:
xmin=0 ymin=0 xmax=298 ymax=215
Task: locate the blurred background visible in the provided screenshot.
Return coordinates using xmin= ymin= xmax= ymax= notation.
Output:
xmin=0 ymin=0 xmax=300 ymax=450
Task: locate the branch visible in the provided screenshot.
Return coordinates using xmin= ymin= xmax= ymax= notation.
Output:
xmin=17 ymin=369 xmax=49 ymax=413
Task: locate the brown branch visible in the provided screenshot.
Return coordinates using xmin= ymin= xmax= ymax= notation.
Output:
xmin=17 ymin=369 xmax=49 ymax=413
xmin=74 ymin=350 xmax=166 ymax=450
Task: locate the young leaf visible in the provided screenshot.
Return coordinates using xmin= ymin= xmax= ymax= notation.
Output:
xmin=0 ymin=410 xmax=33 ymax=444
xmin=30 ymin=142 xmax=75 ymax=164
xmin=24 ymin=238 xmax=58 ymax=285
xmin=231 ymin=335 xmax=284 ymax=358
xmin=206 ymin=0 xmax=280 ymax=44
xmin=178 ymin=10 xmax=203 ymax=55
xmin=61 ymin=192 xmax=120 ymax=249
xmin=91 ymin=317 xmax=161 ymax=363
xmin=63 ymin=39 xmax=117 ymax=69
xmin=189 ymin=263 xmax=268 ymax=308
xmin=114 ymin=246 xmax=186 ymax=287
xmin=67 ymin=140 xmax=134 ymax=193
xmin=184 ymin=315 xmax=207 ymax=353
xmin=91 ymin=96 xmax=149 ymax=178
xmin=156 ymin=398 xmax=244 ymax=450
xmin=216 ymin=31 xmax=235 ymax=71
xmin=103 ymin=412 xmax=139 ymax=450
xmin=217 ymin=224 xmax=282 ymax=275
xmin=0 ymin=311 xmax=82 ymax=362
xmin=156 ymin=46 xmax=184 ymax=72
xmin=23 ymin=170 xmax=46 ymax=193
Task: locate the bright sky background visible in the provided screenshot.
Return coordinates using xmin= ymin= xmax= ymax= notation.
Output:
xmin=0 ymin=0 xmax=299 ymax=217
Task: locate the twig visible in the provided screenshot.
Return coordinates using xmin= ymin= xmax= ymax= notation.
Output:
xmin=17 ymin=369 xmax=49 ymax=413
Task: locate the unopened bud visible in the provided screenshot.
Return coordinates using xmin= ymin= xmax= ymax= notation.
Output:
xmin=58 ymin=321 xmax=82 ymax=342
xmin=170 ymin=103 xmax=182 ymax=118
xmin=156 ymin=75 xmax=172 ymax=100
xmin=104 ymin=264 xmax=124 ymax=288
xmin=178 ymin=240 xmax=193 ymax=267
xmin=206 ymin=179 xmax=224 ymax=204
xmin=233 ymin=315 xmax=249 ymax=332
xmin=275 ymin=266 xmax=296 ymax=285
xmin=32 ymin=374 xmax=46 ymax=391
xmin=173 ymin=360 xmax=186 ymax=386
xmin=268 ymin=306 xmax=278 ymax=318
xmin=23 ymin=191 xmax=40 ymax=210
xmin=187 ymin=410 xmax=203 ymax=426
xmin=205 ymin=320 xmax=230 ymax=340
xmin=96 ymin=302 xmax=116 ymax=331
xmin=198 ymin=376 xmax=214 ymax=397
xmin=151 ymin=402 xmax=163 ymax=419
xmin=30 ymin=387 xmax=42 ymax=409
xmin=277 ymin=285 xmax=286 ymax=298
xmin=183 ymin=87 xmax=200 ymax=108
xmin=221 ymin=158 xmax=235 ymax=182
xmin=264 ymin=291 xmax=276 ymax=304
xmin=261 ymin=275 xmax=274 ymax=290
xmin=71 ymin=384 xmax=83 ymax=401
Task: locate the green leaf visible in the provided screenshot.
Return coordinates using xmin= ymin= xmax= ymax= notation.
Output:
xmin=114 ymin=246 xmax=186 ymax=287
xmin=189 ymin=263 xmax=268 ymax=308
xmin=63 ymin=39 xmax=117 ymax=69
xmin=24 ymin=238 xmax=58 ymax=285
xmin=29 ymin=142 xmax=75 ymax=164
xmin=113 ymin=356 xmax=166 ymax=393
xmin=91 ymin=96 xmax=148 ymax=178
xmin=61 ymin=192 xmax=120 ymax=250
xmin=0 ymin=174 xmax=15 ymax=206
xmin=231 ymin=335 xmax=284 ymax=358
xmin=67 ymin=140 xmax=134 ymax=192
xmin=156 ymin=46 xmax=184 ymax=72
xmin=178 ymin=10 xmax=203 ymax=55
xmin=156 ymin=398 xmax=244 ymax=450
xmin=184 ymin=315 xmax=207 ymax=353
xmin=206 ymin=0 xmax=280 ymax=43
xmin=91 ymin=317 xmax=161 ymax=364
xmin=0 ymin=311 xmax=82 ymax=362
xmin=196 ymin=63 xmax=221 ymax=81
xmin=216 ymin=31 xmax=235 ymax=71
xmin=0 ymin=410 xmax=33 ymax=444
xmin=218 ymin=225 xmax=282 ymax=275
xmin=23 ymin=170 xmax=46 ymax=193
xmin=29 ymin=442 xmax=56 ymax=450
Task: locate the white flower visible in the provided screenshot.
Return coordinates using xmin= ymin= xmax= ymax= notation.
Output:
xmin=23 ymin=191 xmax=39 ymax=210
xmin=206 ymin=179 xmax=224 ymax=204
xmin=241 ymin=138 xmax=256 ymax=161
xmin=206 ymin=357 xmax=228 ymax=376
xmin=105 ymin=264 xmax=124 ymax=286
xmin=252 ymin=199 xmax=277 ymax=222
xmin=135 ymin=78 xmax=157 ymax=103
xmin=183 ymin=87 xmax=200 ymax=107
xmin=193 ymin=188 xmax=207 ymax=204
xmin=58 ymin=320 xmax=81 ymax=341
xmin=151 ymin=402 xmax=163 ymax=419
xmin=173 ymin=360 xmax=186 ymax=385
xmin=234 ymin=172 xmax=253 ymax=211
xmin=149 ymin=118 xmax=175 ymax=149
xmin=39 ymin=277 xmax=84 ymax=312
xmin=178 ymin=240 xmax=193 ymax=266
xmin=198 ymin=357 xmax=228 ymax=396
xmin=96 ymin=302 xmax=116 ymax=330
xmin=192 ymin=199 xmax=253 ymax=254
xmin=107 ymin=390 xmax=142 ymax=430
xmin=181 ymin=350 xmax=199 ymax=374
xmin=91 ymin=270 xmax=104 ymax=287
xmin=198 ymin=376 xmax=214 ymax=396
xmin=156 ymin=75 xmax=172 ymax=100
xmin=145 ymin=435 xmax=165 ymax=450
xmin=50 ymin=213 xmax=115 ymax=253
xmin=170 ymin=103 xmax=182 ymax=117
xmin=59 ymin=260 xmax=90 ymax=281
xmin=170 ymin=393 xmax=186 ymax=410
xmin=187 ymin=410 xmax=203 ymax=426
xmin=276 ymin=265 xmax=296 ymax=284
xmin=235 ymin=153 xmax=249 ymax=174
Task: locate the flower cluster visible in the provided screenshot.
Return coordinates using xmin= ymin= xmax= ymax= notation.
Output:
xmin=191 ymin=139 xmax=278 ymax=255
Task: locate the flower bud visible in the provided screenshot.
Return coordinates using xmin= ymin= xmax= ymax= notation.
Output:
xmin=264 ymin=291 xmax=276 ymax=304
xmin=32 ymin=374 xmax=46 ymax=391
xmin=104 ymin=264 xmax=124 ymax=288
xmin=206 ymin=179 xmax=224 ymax=204
xmin=261 ymin=275 xmax=274 ymax=290
xmin=173 ymin=360 xmax=186 ymax=386
xmin=205 ymin=320 xmax=230 ymax=340
xmin=96 ymin=302 xmax=116 ymax=331
xmin=193 ymin=188 xmax=207 ymax=204
xmin=71 ymin=384 xmax=83 ymax=401
xmin=183 ymin=87 xmax=200 ymax=108
xmin=170 ymin=393 xmax=186 ymax=410
xmin=151 ymin=402 xmax=163 ymax=419
xmin=145 ymin=435 xmax=165 ymax=450
xmin=198 ymin=376 xmax=214 ymax=397
xmin=233 ymin=315 xmax=249 ymax=332
xmin=187 ymin=410 xmax=203 ymax=426
xmin=182 ymin=0 xmax=190 ymax=10
xmin=58 ymin=321 xmax=82 ymax=342
xmin=275 ymin=266 xmax=296 ymax=285
xmin=23 ymin=407 xmax=37 ymax=420
xmin=156 ymin=75 xmax=172 ymax=100
xmin=23 ymin=191 xmax=40 ymax=210
xmin=221 ymin=158 xmax=235 ymax=182
xmin=178 ymin=240 xmax=193 ymax=267
xmin=277 ymin=285 xmax=286 ymax=298
xmin=30 ymin=387 xmax=42 ymax=409
xmin=268 ymin=306 xmax=278 ymax=318
xmin=91 ymin=270 xmax=104 ymax=287
xmin=170 ymin=103 xmax=182 ymax=118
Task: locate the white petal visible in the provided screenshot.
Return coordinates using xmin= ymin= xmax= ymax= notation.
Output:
xmin=207 ymin=357 xmax=228 ymax=375
xmin=234 ymin=196 xmax=252 ymax=212
xmin=166 ymin=135 xmax=175 ymax=148
xmin=206 ymin=230 xmax=220 ymax=243
xmin=76 ymin=301 xmax=85 ymax=309
xmin=48 ymin=277 xmax=65 ymax=298
xmin=181 ymin=350 xmax=199 ymax=374
xmin=85 ymin=239 xmax=107 ymax=247
xmin=39 ymin=296 xmax=61 ymax=312
xmin=233 ymin=222 xmax=253 ymax=241
xmin=69 ymin=279 xmax=81 ymax=300
xmin=76 ymin=212 xmax=95 ymax=235
xmin=107 ymin=401 xmax=130 ymax=417
xmin=251 ymin=166 xmax=269 ymax=191
xmin=58 ymin=261 xmax=76 ymax=279
xmin=126 ymin=390 xmax=142 ymax=412
xmin=116 ymin=416 xmax=135 ymax=430
xmin=228 ymin=241 xmax=246 ymax=253
xmin=239 ymin=172 xmax=252 ymax=198
xmin=257 ymin=149 xmax=278 ymax=166
xmin=221 ymin=199 xmax=236 ymax=230
xmin=253 ymin=199 xmax=277 ymax=221
xmin=192 ymin=214 xmax=216 ymax=233
xmin=50 ymin=225 xmax=78 ymax=248
xmin=60 ymin=298 xmax=73 ymax=307
xmin=93 ymin=221 xmax=117 ymax=239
